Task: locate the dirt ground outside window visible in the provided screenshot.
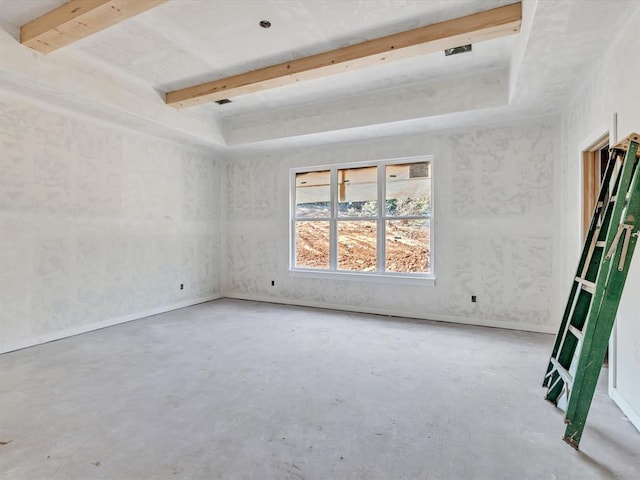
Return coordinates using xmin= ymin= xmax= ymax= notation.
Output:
xmin=295 ymin=221 xmax=430 ymax=272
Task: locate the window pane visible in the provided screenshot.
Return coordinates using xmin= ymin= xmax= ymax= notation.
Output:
xmin=385 ymin=162 xmax=431 ymax=216
xmin=337 ymin=166 xmax=377 ymax=217
xmin=296 ymin=170 xmax=330 ymax=218
xmin=385 ymin=219 xmax=430 ymax=273
xmin=338 ymin=221 xmax=377 ymax=271
xmin=295 ymin=221 xmax=330 ymax=269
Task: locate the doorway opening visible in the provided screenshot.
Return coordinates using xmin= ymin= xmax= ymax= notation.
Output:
xmin=582 ymin=134 xmax=610 ymax=239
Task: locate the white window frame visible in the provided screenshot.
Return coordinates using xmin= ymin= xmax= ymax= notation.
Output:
xmin=289 ymin=155 xmax=435 ymax=286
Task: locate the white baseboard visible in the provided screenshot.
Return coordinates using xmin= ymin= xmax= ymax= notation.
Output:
xmin=224 ymin=293 xmax=557 ymax=334
xmin=0 ymin=294 xmax=222 ymax=354
xmin=1 ymin=291 xmax=556 ymax=355
xmin=610 ymin=387 xmax=640 ymax=432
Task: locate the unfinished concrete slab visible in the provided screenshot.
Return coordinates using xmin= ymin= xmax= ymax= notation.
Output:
xmin=1 ymin=299 xmax=639 ymax=479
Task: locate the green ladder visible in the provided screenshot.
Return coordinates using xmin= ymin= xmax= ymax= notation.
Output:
xmin=543 ymin=132 xmax=640 ymax=449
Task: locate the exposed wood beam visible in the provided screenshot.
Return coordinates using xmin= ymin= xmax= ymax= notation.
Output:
xmin=166 ymin=2 xmax=522 ymax=109
xmin=21 ymin=0 xmax=167 ymax=54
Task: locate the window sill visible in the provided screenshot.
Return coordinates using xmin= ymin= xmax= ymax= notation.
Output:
xmin=288 ymin=269 xmax=436 ymax=286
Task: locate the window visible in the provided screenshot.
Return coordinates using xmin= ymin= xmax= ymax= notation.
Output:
xmin=291 ymin=157 xmax=433 ymax=280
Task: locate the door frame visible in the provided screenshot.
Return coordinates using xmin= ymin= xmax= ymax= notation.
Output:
xmin=581 ymin=134 xmax=609 ymax=239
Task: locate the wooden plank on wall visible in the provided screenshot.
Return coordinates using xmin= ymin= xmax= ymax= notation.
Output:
xmin=165 ymin=2 xmax=522 ymax=108
xmin=583 ymin=135 xmax=612 ymax=239
xmin=21 ymin=0 xmax=167 ymax=54
xmin=583 ymin=150 xmax=597 ymax=239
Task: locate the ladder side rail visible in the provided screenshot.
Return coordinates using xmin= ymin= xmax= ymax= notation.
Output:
xmin=583 ymin=150 xmax=628 ymax=288
xmin=567 ymin=159 xmax=626 ymax=340
xmin=546 ymin=148 xmax=629 ymax=405
xmin=563 ymin=152 xmax=640 ymax=448
xmin=543 ymin=150 xmax=622 ymax=399
xmin=543 ymin=150 xmax=620 ymax=387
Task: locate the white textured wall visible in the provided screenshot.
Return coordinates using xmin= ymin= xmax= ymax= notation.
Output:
xmin=560 ymin=6 xmax=640 ymax=428
xmin=225 ymin=118 xmax=562 ymax=333
xmin=225 ymin=70 xmax=508 ymax=145
xmin=0 ymin=94 xmax=223 ymax=353
xmin=0 ymin=23 xmax=224 ymax=148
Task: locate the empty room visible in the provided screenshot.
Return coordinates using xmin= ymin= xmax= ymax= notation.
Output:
xmin=1 ymin=0 xmax=640 ymax=478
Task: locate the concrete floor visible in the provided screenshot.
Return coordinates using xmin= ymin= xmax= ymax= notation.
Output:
xmin=1 ymin=299 xmax=639 ymax=479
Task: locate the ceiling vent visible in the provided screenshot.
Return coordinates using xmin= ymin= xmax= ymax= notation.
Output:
xmin=444 ymin=44 xmax=472 ymax=56
xmin=215 ymin=99 xmax=232 ymax=105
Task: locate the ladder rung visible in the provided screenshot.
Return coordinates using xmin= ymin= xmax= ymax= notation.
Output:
xmin=598 ymin=195 xmax=618 ymax=208
xmin=575 ymin=276 xmax=596 ymax=294
xmin=551 ymin=358 xmax=574 ymax=387
xmin=568 ymin=325 xmax=583 ymax=341
xmin=595 ymin=241 xmax=606 ymax=248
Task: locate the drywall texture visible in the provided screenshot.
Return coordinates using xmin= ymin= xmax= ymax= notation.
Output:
xmin=560 ymin=6 xmax=640 ymax=428
xmin=225 ymin=118 xmax=562 ymax=333
xmin=225 ymin=69 xmax=509 ymax=145
xmin=0 ymin=23 xmax=224 ymax=148
xmin=0 ymin=95 xmax=223 ymax=353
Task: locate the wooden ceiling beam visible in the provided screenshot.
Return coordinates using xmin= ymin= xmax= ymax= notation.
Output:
xmin=166 ymin=2 xmax=521 ymax=109
xmin=21 ymin=0 xmax=167 ymax=54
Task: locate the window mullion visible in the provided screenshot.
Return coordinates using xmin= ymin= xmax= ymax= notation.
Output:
xmin=290 ymin=170 xmax=296 ymax=270
xmin=377 ymin=162 xmax=385 ymax=273
xmin=330 ymin=168 xmax=338 ymax=271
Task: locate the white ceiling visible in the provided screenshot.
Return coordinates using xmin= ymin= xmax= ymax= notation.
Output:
xmin=0 ymin=0 xmax=638 ymax=151
xmin=72 ymin=0 xmax=514 ymax=90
